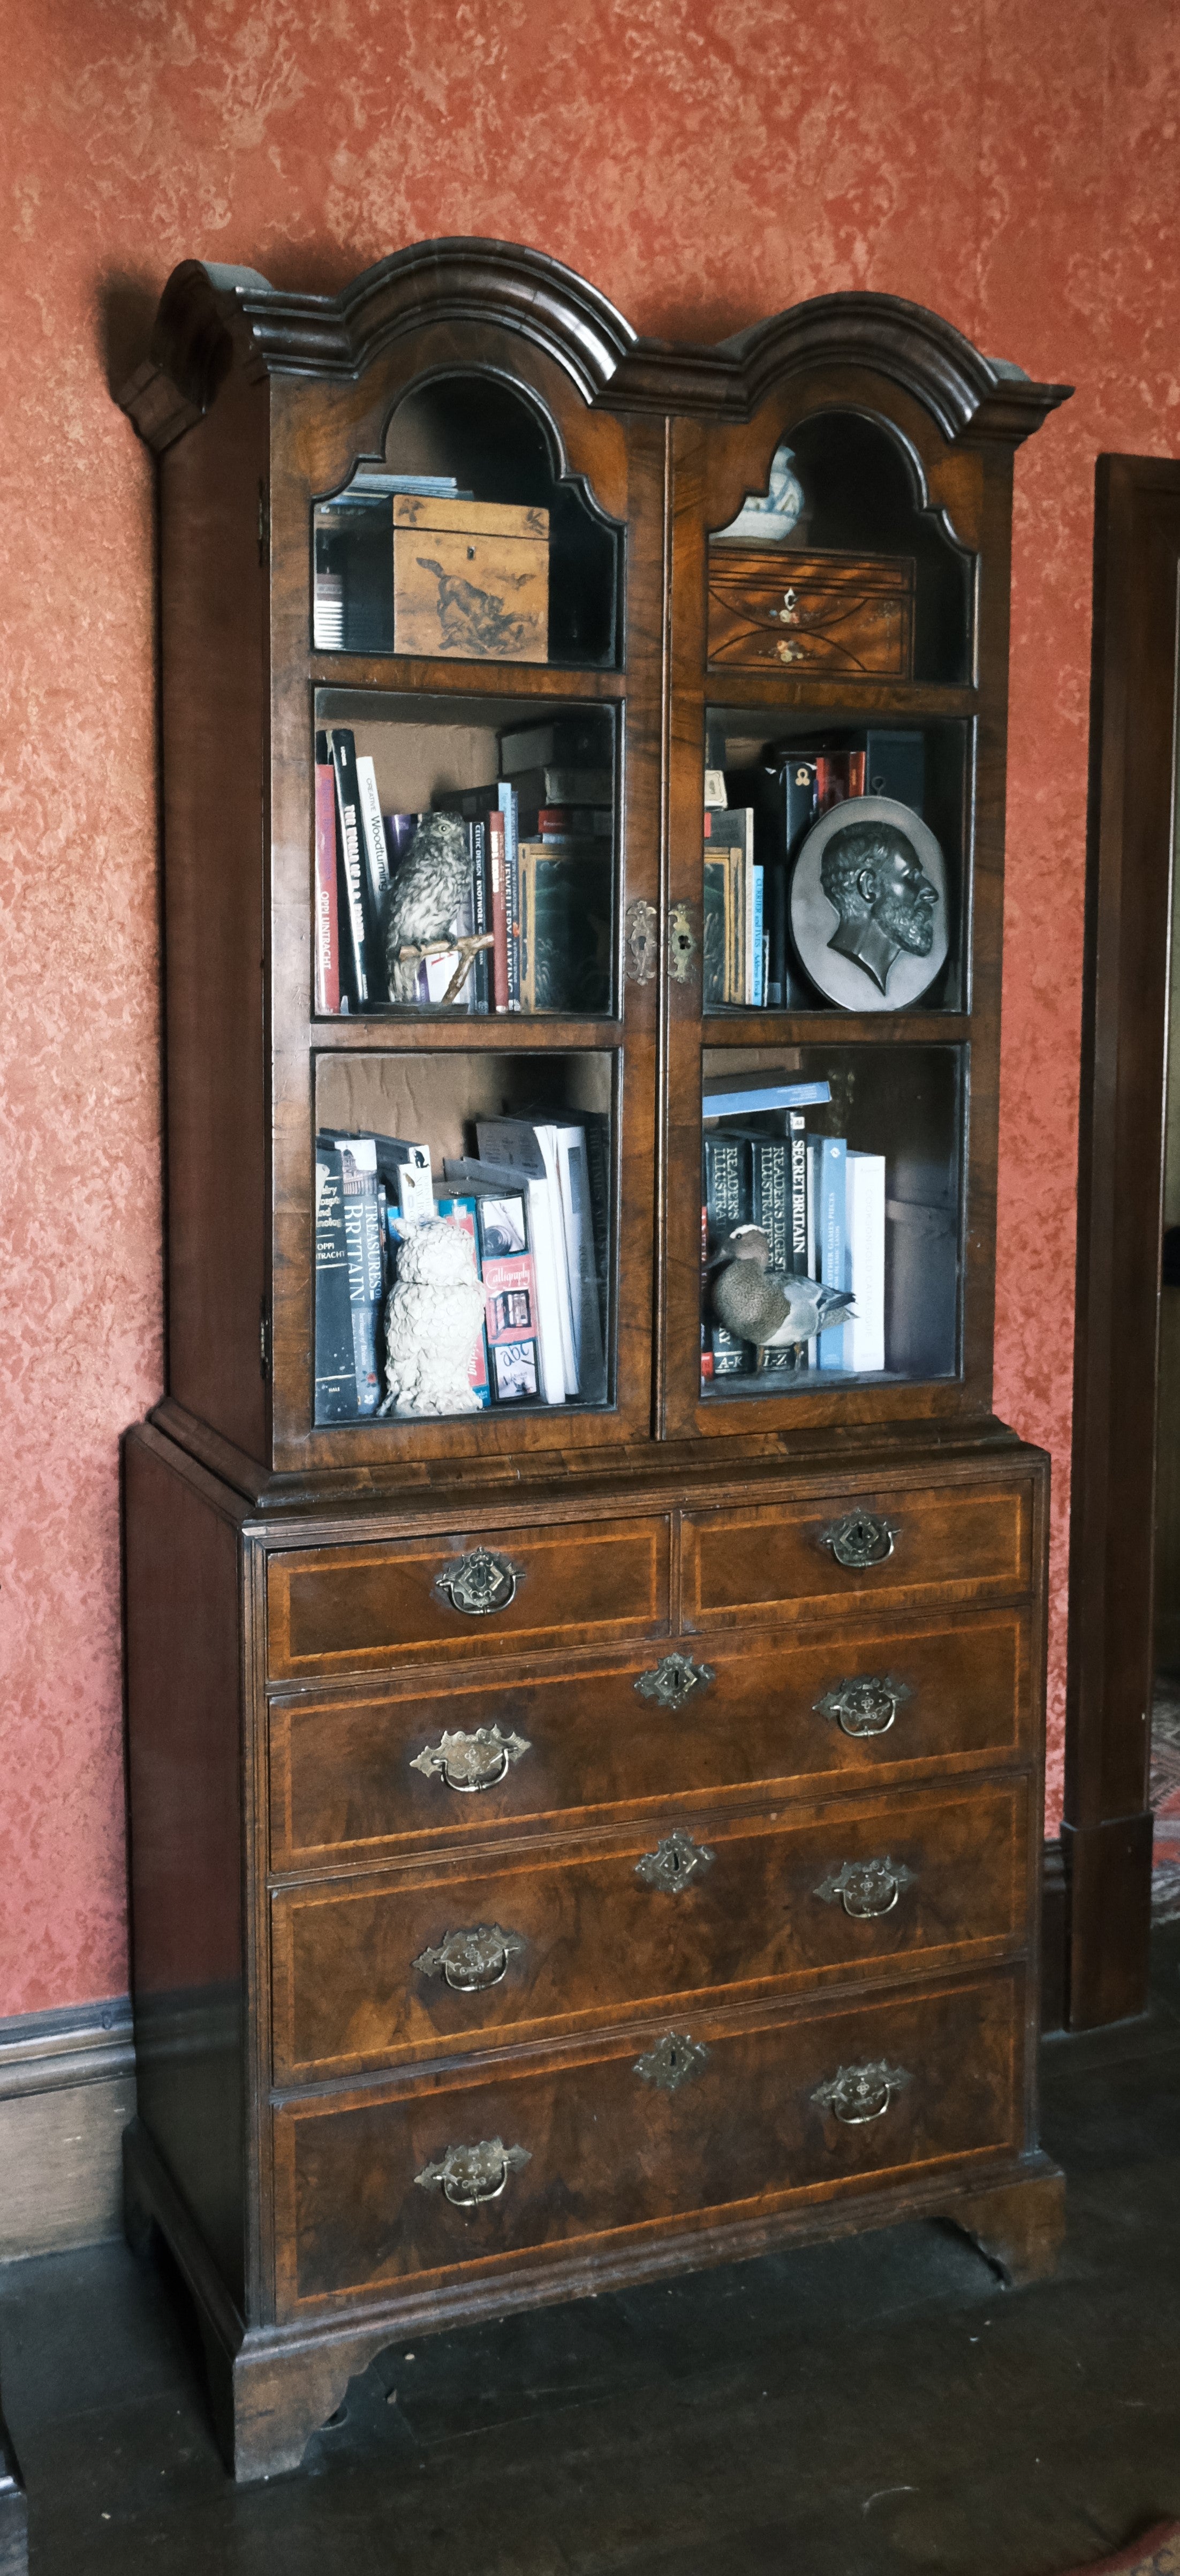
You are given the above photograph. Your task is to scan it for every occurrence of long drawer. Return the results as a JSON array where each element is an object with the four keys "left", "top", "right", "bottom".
[
  {"left": 272, "top": 1969, "right": 1025, "bottom": 2314},
  {"left": 267, "top": 1516, "right": 672, "bottom": 1681},
  {"left": 270, "top": 1779, "right": 1030, "bottom": 2081},
  {"left": 682, "top": 1481, "right": 1033, "bottom": 1631},
  {"left": 268, "top": 1608, "right": 1033, "bottom": 1871}
]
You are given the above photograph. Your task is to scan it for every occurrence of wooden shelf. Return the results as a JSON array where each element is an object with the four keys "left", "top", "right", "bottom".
[
  {"left": 309, "top": 1014, "right": 624, "bottom": 1052},
  {"left": 310, "top": 654, "right": 626, "bottom": 701},
  {"left": 702, "top": 675, "right": 978, "bottom": 719},
  {"left": 700, "top": 1012, "right": 971, "bottom": 1046}
]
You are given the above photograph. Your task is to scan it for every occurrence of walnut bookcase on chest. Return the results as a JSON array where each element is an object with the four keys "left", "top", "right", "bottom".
[{"left": 117, "top": 243, "right": 1071, "bottom": 2481}]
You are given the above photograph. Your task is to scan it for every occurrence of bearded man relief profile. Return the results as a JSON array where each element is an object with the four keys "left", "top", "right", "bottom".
[{"left": 818, "top": 817, "right": 940, "bottom": 997}]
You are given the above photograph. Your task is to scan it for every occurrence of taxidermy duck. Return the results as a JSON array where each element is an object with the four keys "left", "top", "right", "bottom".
[
  {"left": 384, "top": 812, "right": 472, "bottom": 1004},
  {"left": 710, "top": 1224, "right": 855, "bottom": 1364}
]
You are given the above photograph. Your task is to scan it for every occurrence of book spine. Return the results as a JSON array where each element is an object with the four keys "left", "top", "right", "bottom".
[
  {"left": 469, "top": 820, "right": 489, "bottom": 1012},
  {"left": 488, "top": 808, "right": 510, "bottom": 1012},
  {"left": 752, "top": 865, "right": 765, "bottom": 1007},
  {"left": 328, "top": 728, "right": 368, "bottom": 1006},
  {"left": 818, "top": 1135, "right": 848, "bottom": 1371},
  {"left": 517, "top": 843, "right": 535, "bottom": 1012},
  {"left": 703, "top": 1132, "right": 750, "bottom": 1374},
  {"left": 481, "top": 1247, "right": 543, "bottom": 1405},
  {"left": 313, "top": 740, "right": 341, "bottom": 1015},
  {"left": 700, "top": 1203, "right": 713, "bottom": 1380},
  {"left": 338, "top": 1148, "right": 384, "bottom": 1412},
  {"left": 580, "top": 1109, "right": 611, "bottom": 1309},
  {"left": 313, "top": 1148, "right": 358, "bottom": 1420},
  {"left": 749, "top": 1136, "right": 798, "bottom": 1373},
  {"left": 500, "top": 783, "right": 521, "bottom": 1010},
  {"left": 806, "top": 1136, "right": 823, "bottom": 1366},
  {"left": 355, "top": 754, "right": 391, "bottom": 999},
  {"left": 846, "top": 1151, "right": 887, "bottom": 1373},
  {"left": 788, "top": 1111, "right": 809, "bottom": 1272}
]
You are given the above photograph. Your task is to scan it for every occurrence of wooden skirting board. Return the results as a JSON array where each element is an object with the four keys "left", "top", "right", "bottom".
[{"left": 0, "top": 1998, "right": 135, "bottom": 2262}]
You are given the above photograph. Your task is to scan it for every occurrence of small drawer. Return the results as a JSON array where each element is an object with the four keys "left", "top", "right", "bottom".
[
  {"left": 270, "top": 1779, "right": 1030, "bottom": 2082},
  {"left": 268, "top": 1608, "right": 1033, "bottom": 1871},
  {"left": 706, "top": 545, "right": 914, "bottom": 677},
  {"left": 273, "top": 1969, "right": 1024, "bottom": 2313},
  {"left": 267, "top": 1516, "right": 671, "bottom": 1680},
  {"left": 682, "top": 1482, "right": 1033, "bottom": 1631}
]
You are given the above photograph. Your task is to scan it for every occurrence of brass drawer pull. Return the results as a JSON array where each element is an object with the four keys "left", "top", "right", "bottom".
[
  {"left": 635, "top": 1652, "right": 715, "bottom": 1711},
  {"left": 433, "top": 1548, "right": 523, "bottom": 1616},
  {"left": 409, "top": 1723, "right": 531, "bottom": 1793},
  {"left": 814, "top": 1857, "right": 916, "bottom": 1918},
  {"left": 414, "top": 1924, "right": 526, "bottom": 1991},
  {"left": 414, "top": 2137, "right": 531, "bottom": 2208},
  {"left": 814, "top": 1675, "right": 912, "bottom": 1737},
  {"left": 818, "top": 1511, "right": 897, "bottom": 1569},
  {"left": 812, "top": 2060, "right": 912, "bottom": 2125},
  {"left": 634, "top": 2030, "right": 709, "bottom": 2092},
  {"left": 635, "top": 1828, "right": 715, "bottom": 1893}
]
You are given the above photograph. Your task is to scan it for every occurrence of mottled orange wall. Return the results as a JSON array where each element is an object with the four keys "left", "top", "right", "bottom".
[{"left": 3, "top": 0, "right": 1178, "bottom": 2013}]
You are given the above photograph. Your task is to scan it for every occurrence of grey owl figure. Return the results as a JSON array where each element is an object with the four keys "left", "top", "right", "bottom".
[
  {"left": 384, "top": 812, "right": 471, "bottom": 1003},
  {"left": 710, "top": 1223, "right": 855, "bottom": 1365}
]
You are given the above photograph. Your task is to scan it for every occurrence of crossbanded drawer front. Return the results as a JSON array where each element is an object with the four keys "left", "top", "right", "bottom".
[
  {"left": 269, "top": 1610, "right": 1032, "bottom": 1872},
  {"left": 273, "top": 1970, "right": 1024, "bottom": 2312},
  {"left": 270, "top": 1779, "right": 1030, "bottom": 2082},
  {"left": 682, "top": 1483, "right": 1033, "bottom": 1631},
  {"left": 266, "top": 1518, "right": 672, "bottom": 1680}
]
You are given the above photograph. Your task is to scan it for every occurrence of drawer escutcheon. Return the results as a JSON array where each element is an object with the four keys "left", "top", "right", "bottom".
[
  {"left": 433, "top": 1548, "right": 524, "bottom": 1616},
  {"left": 414, "top": 2137, "right": 531, "bottom": 2207},
  {"left": 634, "top": 2030, "right": 709, "bottom": 2092},
  {"left": 812, "top": 2060, "right": 912, "bottom": 2125},
  {"left": 413, "top": 1924, "right": 526, "bottom": 1991},
  {"left": 634, "top": 1828, "right": 715, "bottom": 1894},
  {"left": 635, "top": 1652, "right": 716, "bottom": 1711}
]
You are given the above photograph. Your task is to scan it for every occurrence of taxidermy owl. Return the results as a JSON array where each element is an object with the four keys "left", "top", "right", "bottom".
[
  {"left": 385, "top": 1218, "right": 487, "bottom": 1415},
  {"left": 384, "top": 812, "right": 472, "bottom": 1004},
  {"left": 710, "top": 1224, "right": 854, "bottom": 1364}
]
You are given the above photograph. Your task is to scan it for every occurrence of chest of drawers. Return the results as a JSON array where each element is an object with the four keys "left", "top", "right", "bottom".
[{"left": 122, "top": 1423, "right": 1061, "bottom": 2481}]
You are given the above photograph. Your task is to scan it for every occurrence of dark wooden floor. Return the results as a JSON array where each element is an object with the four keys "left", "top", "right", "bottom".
[{"left": 3, "top": 1925, "right": 1180, "bottom": 2576}]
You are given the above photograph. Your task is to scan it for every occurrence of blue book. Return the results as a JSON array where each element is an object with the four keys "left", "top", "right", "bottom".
[
  {"left": 818, "top": 1136, "right": 849, "bottom": 1372},
  {"left": 752, "top": 865, "right": 765, "bottom": 1007},
  {"left": 702, "top": 1078, "right": 831, "bottom": 1119}
]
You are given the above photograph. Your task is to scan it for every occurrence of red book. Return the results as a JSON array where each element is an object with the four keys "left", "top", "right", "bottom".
[
  {"left": 814, "top": 751, "right": 866, "bottom": 815},
  {"left": 488, "top": 807, "right": 510, "bottom": 1013},
  {"left": 314, "top": 744, "right": 341, "bottom": 1013}
]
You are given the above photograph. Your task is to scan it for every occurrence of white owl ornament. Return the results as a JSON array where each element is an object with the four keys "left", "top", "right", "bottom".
[{"left": 384, "top": 1218, "right": 486, "bottom": 1415}]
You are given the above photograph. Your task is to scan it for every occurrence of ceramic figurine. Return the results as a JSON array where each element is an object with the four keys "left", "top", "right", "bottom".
[
  {"left": 384, "top": 1218, "right": 486, "bottom": 1414},
  {"left": 384, "top": 812, "right": 472, "bottom": 1003},
  {"left": 710, "top": 1224, "right": 854, "bottom": 1363},
  {"left": 714, "top": 440, "right": 805, "bottom": 544}
]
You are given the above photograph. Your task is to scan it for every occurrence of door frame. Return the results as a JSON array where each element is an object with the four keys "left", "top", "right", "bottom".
[{"left": 1064, "top": 455, "right": 1180, "bottom": 2025}]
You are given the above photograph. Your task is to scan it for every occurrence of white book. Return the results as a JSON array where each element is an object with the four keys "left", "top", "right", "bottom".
[
  {"left": 532, "top": 1124, "right": 579, "bottom": 1395},
  {"left": 846, "top": 1151, "right": 886, "bottom": 1373},
  {"left": 474, "top": 1120, "right": 568, "bottom": 1405},
  {"left": 354, "top": 755, "right": 390, "bottom": 936},
  {"left": 551, "top": 1124, "right": 607, "bottom": 1404}
]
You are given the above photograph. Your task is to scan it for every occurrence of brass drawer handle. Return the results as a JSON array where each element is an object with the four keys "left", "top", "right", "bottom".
[
  {"left": 635, "top": 1652, "right": 715, "bottom": 1711},
  {"left": 634, "top": 2030, "right": 709, "bottom": 2092},
  {"left": 414, "top": 2137, "right": 531, "bottom": 2208},
  {"left": 814, "top": 1857, "right": 916, "bottom": 1918},
  {"left": 635, "top": 1828, "right": 715, "bottom": 1893},
  {"left": 812, "top": 2060, "right": 912, "bottom": 2125},
  {"left": 409, "top": 1723, "right": 531, "bottom": 1793},
  {"left": 814, "top": 1675, "right": 912, "bottom": 1737},
  {"left": 433, "top": 1548, "right": 524, "bottom": 1616},
  {"left": 818, "top": 1511, "right": 897, "bottom": 1569},
  {"left": 414, "top": 1924, "right": 526, "bottom": 1991}
]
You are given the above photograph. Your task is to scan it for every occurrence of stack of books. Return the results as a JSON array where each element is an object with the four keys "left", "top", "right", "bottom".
[
  {"left": 701, "top": 1073, "right": 886, "bottom": 1384},
  {"left": 314, "top": 717, "right": 613, "bottom": 1016},
  {"left": 315, "top": 1111, "right": 610, "bottom": 1423}
]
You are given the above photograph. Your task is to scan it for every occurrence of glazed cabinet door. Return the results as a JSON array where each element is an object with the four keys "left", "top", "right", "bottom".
[
  {"left": 660, "top": 368, "right": 1015, "bottom": 1442},
  {"left": 267, "top": 333, "right": 664, "bottom": 1472}
]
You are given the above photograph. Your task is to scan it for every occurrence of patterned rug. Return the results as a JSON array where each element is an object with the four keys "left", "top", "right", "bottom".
[
  {"left": 1151, "top": 1679, "right": 1180, "bottom": 1919},
  {"left": 1056, "top": 2525, "right": 1180, "bottom": 2576}
]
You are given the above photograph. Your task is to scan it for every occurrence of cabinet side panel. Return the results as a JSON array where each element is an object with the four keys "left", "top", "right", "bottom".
[
  {"left": 124, "top": 1435, "right": 246, "bottom": 2306},
  {"left": 159, "top": 371, "right": 268, "bottom": 1460}
]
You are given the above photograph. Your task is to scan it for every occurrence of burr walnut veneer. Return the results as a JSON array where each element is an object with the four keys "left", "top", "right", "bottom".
[{"left": 118, "top": 243, "right": 1069, "bottom": 2480}]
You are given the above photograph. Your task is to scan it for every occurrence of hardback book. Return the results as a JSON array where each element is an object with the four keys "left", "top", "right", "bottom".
[
  {"left": 816, "top": 1134, "right": 849, "bottom": 1372},
  {"left": 747, "top": 1132, "right": 802, "bottom": 1375},
  {"left": 468, "top": 819, "right": 490, "bottom": 1012},
  {"left": 815, "top": 750, "right": 867, "bottom": 813},
  {"left": 327, "top": 728, "right": 369, "bottom": 1006},
  {"left": 319, "top": 1133, "right": 383, "bottom": 1413},
  {"left": 700, "top": 1203, "right": 713, "bottom": 1380},
  {"left": 434, "top": 1194, "right": 492, "bottom": 1405},
  {"left": 354, "top": 754, "right": 391, "bottom": 997},
  {"left": 488, "top": 807, "right": 510, "bottom": 1012},
  {"left": 313, "top": 1145, "right": 358, "bottom": 1420},
  {"left": 534, "top": 805, "right": 612, "bottom": 843},
  {"left": 846, "top": 1150, "right": 887, "bottom": 1373},
  {"left": 507, "top": 764, "right": 613, "bottom": 820},
  {"left": 516, "top": 840, "right": 611, "bottom": 1012},
  {"left": 362, "top": 1132, "right": 434, "bottom": 1224},
  {"left": 313, "top": 733, "right": 341, "bottom": 1015},
  {"left": 441, "top": 1170, "right": 543, "bottom": 1404},
  {"left": 435, "top": 786, "right": 513, "bottom": 1008},
  {"left": 578, "top": 1107, "right": 611, "bottom": 1313},
  {"left": 864, "top": 728, "right": 926, "bottom": 810},
  {"left": 530, "top": 1122, "right": 579, "bottom": 1396},
  {"left": 702, "top": 852, "right": 728, "bottom": 1007},
  {"left": 474, "top": 1119, "right": 572, "bottom": 1403},
  {"left": 703, "top": 1130, "right": 751, "bottom": 1375},
  {"left": 727, "top": 755, "right": 820, "bottom": 1008},
  {"left": 550, "top": 1123, "right": 608, "bottom": 1404},
  {"left": 498, "top": 718, "right": 609, "bottom": 773},
  {"left": 500, "top": 782, "right": 521, "bottom": 1012},
  {"left": 702, "top": 1075, "right": 831, "bottom": 1119},
  {"left": 703, "top": 806, "right": 755, "bottom": 1003},
  {"left": 752, "top": 864, "right": 765, "bottom": 1008},
  {"left": 788, "top": 1110, "right": 810, "bottom": 1277}
]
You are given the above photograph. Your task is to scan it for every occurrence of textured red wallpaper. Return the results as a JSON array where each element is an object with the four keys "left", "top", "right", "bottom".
[{"left": 4, "top": 0, "right": 1178, "bottom": 2014}]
